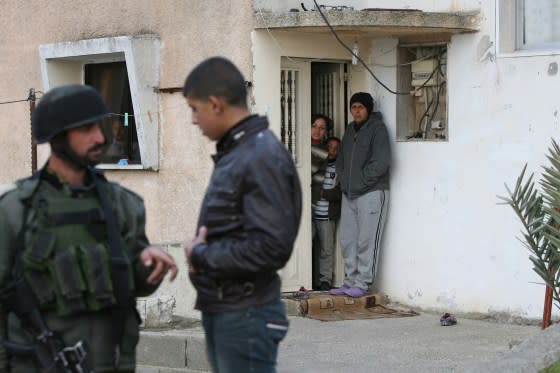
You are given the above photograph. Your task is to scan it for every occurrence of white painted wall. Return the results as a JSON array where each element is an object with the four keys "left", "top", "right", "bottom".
[
  {"left": 377, "top": 0, "right": 559, "bottom": 320},
  {"left": 1, "top": 0, "right": 554, "bottom": 322},
  {"left": 254, "top": 0, "right": 482, "bottom": 12},
  {"left": 256, "top": 0, "right": 558, "bottom": 320}
]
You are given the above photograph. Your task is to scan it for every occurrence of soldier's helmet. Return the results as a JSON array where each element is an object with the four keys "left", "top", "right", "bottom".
[{"left": 32, "top": 84, "right": 110, "bottom": 144}]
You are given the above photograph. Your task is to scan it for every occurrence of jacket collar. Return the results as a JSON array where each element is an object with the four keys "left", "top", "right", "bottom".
[{"left": 212, "top": 115, "right": 267, "bottom": 162}]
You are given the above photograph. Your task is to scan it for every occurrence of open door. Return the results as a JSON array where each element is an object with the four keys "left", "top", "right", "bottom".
[
  {"left": 279, "top": 57, "right": 312, "bottom": 291},
  {"left": 311, "top": 61, "right": 348, "bottom": 287}
]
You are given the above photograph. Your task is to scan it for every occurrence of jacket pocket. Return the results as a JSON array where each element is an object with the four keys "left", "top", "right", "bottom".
[
  {"left": 265, "top": 319, "right": 289, "bottom": 344},
  {"left": 49, "top": 245, "right": 87, "bottom": 315},
  {"left": 79, "top": 243, "right": 115, "bottom": 311}
]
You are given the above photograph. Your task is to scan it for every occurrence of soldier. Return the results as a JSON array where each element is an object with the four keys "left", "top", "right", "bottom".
[{"left": 0, "top": 84, "right": 177, "bottom": 373}]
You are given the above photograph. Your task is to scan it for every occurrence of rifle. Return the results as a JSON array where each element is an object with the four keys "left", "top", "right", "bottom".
[
  {"left": 4, "top": 338, "right": 88, "bottom": 373},
  {"left": 0, "top": 279, "right": 91, "bottom": 373}
]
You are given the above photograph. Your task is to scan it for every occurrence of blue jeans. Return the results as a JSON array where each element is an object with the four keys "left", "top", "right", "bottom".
[{"left": 202, "top": 299, "right": 289, "bottom": 373}]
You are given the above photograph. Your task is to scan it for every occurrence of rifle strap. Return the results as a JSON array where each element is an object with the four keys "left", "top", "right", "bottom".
[
  {"left": 90, "top": 169, "right": 131, "bottom": 370},
  {"left": 1, "top": 172, "right": 52, "bottom": 352}
]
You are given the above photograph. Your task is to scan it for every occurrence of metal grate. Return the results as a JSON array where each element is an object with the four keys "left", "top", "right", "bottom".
[
  {"left": 318, "top": 72, "right": 335, "bottom": 124},
  {"left": 280, "top": 68, "right": 298, "bottom": 163}
]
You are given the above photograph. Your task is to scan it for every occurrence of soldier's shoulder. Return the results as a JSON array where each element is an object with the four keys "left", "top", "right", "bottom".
[
  {"left": 0, "top": 182, "right": 18, "bottom": 208},
  {"left": 0, "top": 173, "right": 40, "bottom": 200},
  {"left": 0, "top": 183, "right": 17, "bottom": 198},
  {"left": 107, "top": 181, "right": 144, "bottom": 206}
]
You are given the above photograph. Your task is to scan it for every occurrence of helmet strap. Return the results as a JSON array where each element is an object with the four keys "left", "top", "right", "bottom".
[{"left": 50, "top": 133, "right": 94, "bottom": 170}]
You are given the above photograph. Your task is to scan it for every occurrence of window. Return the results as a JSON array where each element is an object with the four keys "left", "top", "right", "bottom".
[
  {"left": 85, "top": 62, "right": 140, "bottom": 165},
  {"left": 39, "top": 36, "right": 160, "bottom": 170},
  {"left": 396, "top": 44, "right": 448, "bottom": 141},
  {"left": 499, "top": 0, "right": 560, "bottom": 54},
  {"left": 516, "top": 0, "right": 560, "bottom": 50}
]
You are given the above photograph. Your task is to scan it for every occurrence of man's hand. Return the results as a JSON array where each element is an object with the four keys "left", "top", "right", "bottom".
[
  {"left": 184, "top": 226, "right": 208, "bottom": 273},
  {"left": 140, "top": 246, "right": 178, "bottom": 285}
]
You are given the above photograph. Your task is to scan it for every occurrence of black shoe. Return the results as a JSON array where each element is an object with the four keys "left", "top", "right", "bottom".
[{"left": 319, "top": 282, "right": 332, "bottom": 291}]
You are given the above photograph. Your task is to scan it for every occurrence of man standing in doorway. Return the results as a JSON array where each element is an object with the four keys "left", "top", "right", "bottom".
[
  {"left": 183, "top": 57, "right": 302, "bottom": 373},
  {"left": 329, "top": 92, "right": 390, "bottom": 298}
]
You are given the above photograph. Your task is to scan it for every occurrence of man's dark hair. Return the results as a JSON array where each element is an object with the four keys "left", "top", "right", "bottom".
[
  {"left": 183, "top": 57, "right": 247, "bottom": 108},
  {"left": 311, "top": 113, "right": 333, "bottom": 131}
]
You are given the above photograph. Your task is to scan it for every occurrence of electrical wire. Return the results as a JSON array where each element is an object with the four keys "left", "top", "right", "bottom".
[
  {"left": 0, "top": 98, "right": 30, "bottom": 105},
  {"left": 371, "top": 53, "right": 440, "bottom": 68},
  {"left": 0, "top": 90, "right": 43, "bottom": 105},
  {"left": 256, "top": 6, "right": 298, "bottom": 64},
  {"left": 312, "top": 0, "right": 410, "bottom": 95},
  {"left": 256, "top": 6, "right": 331, "bottom": 64}
]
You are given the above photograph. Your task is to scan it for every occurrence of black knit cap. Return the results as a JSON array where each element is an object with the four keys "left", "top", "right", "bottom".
[{"left": 349, "top": 92, "right": 374, "bottom": 114}]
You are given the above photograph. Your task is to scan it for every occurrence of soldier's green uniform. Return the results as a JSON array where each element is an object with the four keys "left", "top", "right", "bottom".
[
  {"left": 0, "top": 84, "right": 174, "bottom": 373},
  {"left": 0, "top": 168, "right": 158, "bottom": 372}
]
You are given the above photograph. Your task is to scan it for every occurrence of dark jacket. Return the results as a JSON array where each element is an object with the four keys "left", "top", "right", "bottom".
[
  {"left": 336, "top": 112, "right": 391, "bottom": 199},
  {"left": 189, "top": 115, "right": 302, "bottom": 313}
]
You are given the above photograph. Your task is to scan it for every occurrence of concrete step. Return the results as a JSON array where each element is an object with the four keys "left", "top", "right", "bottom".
[
  {"left": 134, "top": 295, "right": 329, "bottom": 372},
  {"left": 136, "top": 328, "right": 209, "bottom": 373}
]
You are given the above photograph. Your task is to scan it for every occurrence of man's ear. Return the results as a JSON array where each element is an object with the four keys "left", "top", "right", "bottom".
[{"left": 208, "top": 95, "right": 225, "bottom": 114}]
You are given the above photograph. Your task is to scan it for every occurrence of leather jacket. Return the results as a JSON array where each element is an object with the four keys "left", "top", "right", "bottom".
[{"left": 189, "top": 115, "right": 302, "bottom": 313}]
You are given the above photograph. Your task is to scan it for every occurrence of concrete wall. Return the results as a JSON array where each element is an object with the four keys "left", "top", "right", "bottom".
[
  {"left": 255, "top": 0, "right": 559, "bottom": 320},
  {"left": 368, "top": 0, "right": 558, "bottom": 320},
  {"left": 1, "top": 0, "right": 557, "bottom": 322},
  {"left": 254, "top": 0, "right": 481, "bottom": 12},
  {"left": 0, "top": 0, "right": 254, "bottom": 319},
  {"left": 381, "top": 0, "right": 558, "bottom": 320}
]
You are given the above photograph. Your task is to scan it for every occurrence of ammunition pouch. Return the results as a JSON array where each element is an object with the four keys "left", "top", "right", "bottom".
[
  {"left": 20, "top": 189, "right": 133, "bottom": 316},
  {"left": 24, "top": 242, "right": 117, "bottom": 315}
]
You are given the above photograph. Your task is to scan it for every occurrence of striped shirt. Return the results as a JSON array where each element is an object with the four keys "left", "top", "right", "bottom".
[{"left": 313, "top": 159, "right": 337, "bottom": 220}]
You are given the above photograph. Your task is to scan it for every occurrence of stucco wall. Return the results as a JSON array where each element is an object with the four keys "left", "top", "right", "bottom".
[
  {"left": 2, "top": 0, "right": 558, "bottom": 322},
  {"left": 364, "top": 0, "right": 557, "bottom": 320},
  {"left": 378, "top": 0, "right": 556, "bottom": 320},
  {"left": 254, "top": 0, "right": 481, "bottom": 13},
  {"left": 255, "top": 0, "right": 558, "bottom": 320},
  {"left": 0, "top": 0, "right": 254, "bottom": 319}
]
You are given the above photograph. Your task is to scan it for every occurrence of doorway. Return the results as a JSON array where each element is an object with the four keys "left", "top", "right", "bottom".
[
  {"left": 311, "top": 62, "right": 347, "bottom": 139},
  {"left": 279, "top": 58, "right": 348, "bottom": 291},
  {"left": 311, "top": 61, "right": 348, "bottom": 289}
]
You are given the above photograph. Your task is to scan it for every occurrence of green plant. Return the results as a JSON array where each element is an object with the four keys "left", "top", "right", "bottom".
[
  {"left": 499, "top": 139, "right": 560, "bottom": 320},
  {"left": 539, "top": 358, "right": 560, "bottom": 373}
]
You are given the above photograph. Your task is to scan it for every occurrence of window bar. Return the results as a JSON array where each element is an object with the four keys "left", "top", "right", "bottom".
[
  {"left": 320, "top": 74, "right": 327, "bottom": 117},
  {"left": 287, "top": 70, "right": 294, "bottom": 159},
  {"left": 280, "top": 70, "right": 286, "bottom": 144},
  {"left": 329, "top": 72, "right": 334, "bottom": 121},
  {"left": 291, "top": 70, "right": 298, "bottom": 164}
]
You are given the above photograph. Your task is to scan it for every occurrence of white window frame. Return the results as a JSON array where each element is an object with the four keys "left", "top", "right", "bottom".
[
  {"left": 497, "top": 0, "right": 560, "bottom": 57},
  {"left": 39, "top": 35, "right": 160, "bottom": 170}
]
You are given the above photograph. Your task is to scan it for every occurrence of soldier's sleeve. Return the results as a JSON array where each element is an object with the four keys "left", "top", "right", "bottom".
[
  {"left": 0, "top": 185, "right": 20, "bottom": 372},
  {"left": 112, "top": 184, "right": 159, "bottom": 297}
]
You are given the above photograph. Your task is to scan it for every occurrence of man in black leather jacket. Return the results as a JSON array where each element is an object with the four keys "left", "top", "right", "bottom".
[{"left": 183, "top": 57, "right": 302, "bottom": 373}]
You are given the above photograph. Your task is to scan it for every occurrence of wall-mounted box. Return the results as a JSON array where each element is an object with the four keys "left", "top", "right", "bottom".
[{"left": 411, "top": 59, "right": 438, "bottom": 87}]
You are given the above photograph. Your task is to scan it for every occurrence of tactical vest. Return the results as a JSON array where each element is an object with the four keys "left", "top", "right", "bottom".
[{"left": 20, "top": 180, "right": 134, "bottom": 316}]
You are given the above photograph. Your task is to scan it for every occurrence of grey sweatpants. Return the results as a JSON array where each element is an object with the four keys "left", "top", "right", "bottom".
[{"left": 339, "top": 190, "right": 389, "bottom": 290}]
